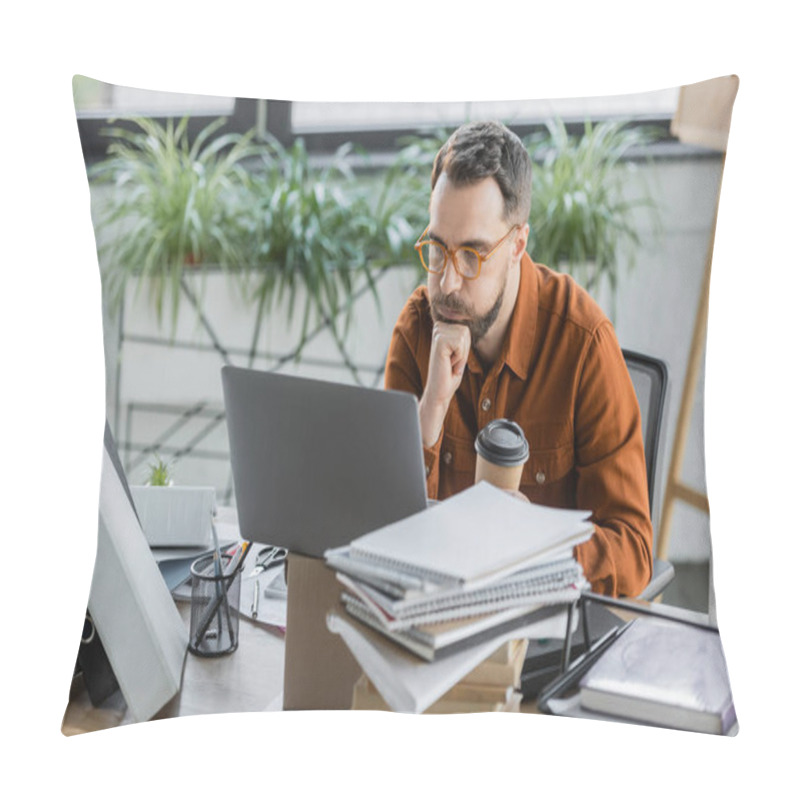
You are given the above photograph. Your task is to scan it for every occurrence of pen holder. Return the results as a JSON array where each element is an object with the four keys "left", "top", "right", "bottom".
[{"left": 188, "top": 553, "right": 241, "bottom": 657}]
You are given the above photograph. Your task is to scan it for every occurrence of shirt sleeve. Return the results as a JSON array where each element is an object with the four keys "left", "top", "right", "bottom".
[
  {"left": 572, "top": 322, "right": 654, "bottom": 597},
  {"left": 384, "top": 299, "right": 442, "bottom": 499}
]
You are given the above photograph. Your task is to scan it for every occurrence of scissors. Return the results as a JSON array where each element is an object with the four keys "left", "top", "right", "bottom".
[{"left": 248, "top": 544, "right": 288, "bottom": 577}]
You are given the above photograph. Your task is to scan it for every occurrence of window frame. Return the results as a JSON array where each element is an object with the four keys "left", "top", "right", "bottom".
[{"left": 76, "top": 97, "right": 714, "bottom": 166}]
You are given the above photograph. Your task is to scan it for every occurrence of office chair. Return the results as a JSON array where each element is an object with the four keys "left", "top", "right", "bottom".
[
  {"left": 521, "top": 349, "right": 675, "bottom": 698},
  {"left": 621, "top": 349, "right": 675, "bottom": 601}
]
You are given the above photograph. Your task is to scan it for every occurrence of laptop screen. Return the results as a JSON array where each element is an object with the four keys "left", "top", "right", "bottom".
[{"left": 222, "top": 366, "right": 428, "bottom": 557}]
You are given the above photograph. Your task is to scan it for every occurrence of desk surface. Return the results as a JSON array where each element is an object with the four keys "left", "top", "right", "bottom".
[
  {"left": 62, "top": 601, "right": 548, "bottom": 734},
  {"left": 62, "top": 601, "right": 285, "bottom": 736},
  {"left": 62, "top": 593, "right": 712, "bottom": 734}
]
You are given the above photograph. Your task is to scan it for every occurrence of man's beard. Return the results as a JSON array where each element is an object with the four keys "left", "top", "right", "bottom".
[{"left": 431, "top": 272, "right": 507, "bottom": 343}]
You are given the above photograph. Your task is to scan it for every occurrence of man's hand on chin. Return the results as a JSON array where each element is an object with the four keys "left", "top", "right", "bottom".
[{"left": 419, "top": 320, "right": 471, "bottom": 447}]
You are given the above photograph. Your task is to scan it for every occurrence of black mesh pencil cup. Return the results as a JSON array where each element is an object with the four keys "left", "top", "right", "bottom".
[{"left": 189, "top": 553, "right": 241, "bottom": 657}]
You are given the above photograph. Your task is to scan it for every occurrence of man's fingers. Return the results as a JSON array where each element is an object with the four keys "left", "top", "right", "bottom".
[
  {"left": 434, "top": 321, "right": 471, "bottom": 358},
  {"left": 451, "top": 348, "right": 467, "bottom": 377},
  {"left": 426, "top": 320, "right": 472, "bottom": 410}
]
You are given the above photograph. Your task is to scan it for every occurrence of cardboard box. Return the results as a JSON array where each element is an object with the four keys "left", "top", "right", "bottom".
[{"left": 282, "top": 553, "right": 361, "bottom": 710}]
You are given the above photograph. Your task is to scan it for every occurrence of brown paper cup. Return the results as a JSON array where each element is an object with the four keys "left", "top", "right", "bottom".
[
  {"left": 474, "top": 418, "right": 529, "bottom": 492},
  {"left": 475, "top": 453, "right": 525, "bottom": 491}
]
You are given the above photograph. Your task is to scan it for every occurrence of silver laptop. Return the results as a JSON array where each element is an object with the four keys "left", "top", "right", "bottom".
[{"left": 221, "top": 366, "right": 429, "bottom": 557}]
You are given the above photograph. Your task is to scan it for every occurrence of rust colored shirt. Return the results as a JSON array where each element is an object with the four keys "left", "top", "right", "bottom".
[{"left": 384, "top": 253, "right": 653, "bottom": 597}]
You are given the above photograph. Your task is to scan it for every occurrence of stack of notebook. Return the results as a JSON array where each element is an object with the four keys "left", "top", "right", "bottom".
[
  {"left": 325, "top": 482, "right": 595, "bottom": 712},
  {"left": 351, "top": 638, "right": 528, "bottom": 713}
]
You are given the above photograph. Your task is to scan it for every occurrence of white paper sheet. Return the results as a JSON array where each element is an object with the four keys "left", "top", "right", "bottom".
[{"left": 327, "top": 610, "right": 573, "bottom": 714}]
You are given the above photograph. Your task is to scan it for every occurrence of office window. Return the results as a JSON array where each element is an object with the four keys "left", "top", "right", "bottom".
[
  {"left": 290, "top": 88, "right": 681, "bottom": 133},
  {"left": 73, "top": 76, "right": 236, "bottom": 117},
  {"left": 74, "top": 81, "right": 681, "bottom": 164}
]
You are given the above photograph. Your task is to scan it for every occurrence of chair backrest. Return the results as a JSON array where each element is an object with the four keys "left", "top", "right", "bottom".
[{"left": 621, "top": 349, "right": 668, "bottom": 517}]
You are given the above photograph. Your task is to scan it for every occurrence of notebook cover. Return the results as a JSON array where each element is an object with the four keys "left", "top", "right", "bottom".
[
  {"left": 578, "top": 616, "right": 736, "bottom": 734},
  {"left": 348, "top": 482, "right": 592, "bottom": 586}
]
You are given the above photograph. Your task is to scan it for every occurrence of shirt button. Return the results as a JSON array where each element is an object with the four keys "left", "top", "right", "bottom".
[
  {"left": 481, "top": 397, "right": 492, "bottom": 412},
  {"left": 426, "top": 464, "right": 431, "bottom": 477},
  {"left": 443, "top": 451, "right": 453, "bottom": 466},
  {"left": 536, "top": 471, "right": 546, "bottom": 485}
]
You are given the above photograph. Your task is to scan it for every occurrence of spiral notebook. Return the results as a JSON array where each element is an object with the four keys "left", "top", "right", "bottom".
[
  {"left": 341, "top": 594, "right": 569, "bottom": 662},
  {"left": 335, "top": 560, "right": 586, "bottom": 627},
  {"left": 337, "top": 482, "right": 594, "bottom": 592}
]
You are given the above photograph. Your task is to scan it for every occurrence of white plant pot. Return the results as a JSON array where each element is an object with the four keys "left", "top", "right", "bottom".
[{"left": 130, "top": 485, "right": 217, "bottom": 548}]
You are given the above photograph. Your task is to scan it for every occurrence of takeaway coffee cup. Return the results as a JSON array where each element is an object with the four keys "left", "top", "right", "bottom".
[{"left": 474, "top": 419, "right": 530, "bottom": 491}]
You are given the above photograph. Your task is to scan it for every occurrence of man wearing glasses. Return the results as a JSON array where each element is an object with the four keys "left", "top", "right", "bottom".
[{"left": 384, "top": 120, "right": 652, "bottom": 598}]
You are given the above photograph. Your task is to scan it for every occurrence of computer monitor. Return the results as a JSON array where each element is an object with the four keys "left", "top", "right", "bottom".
[{"left": 81, "top": 423, "right": 188, "bottom": 722}]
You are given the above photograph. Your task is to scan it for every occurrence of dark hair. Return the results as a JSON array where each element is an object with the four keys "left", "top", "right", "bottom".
[{"left": 431, "top": 121, "right": 532, "bottom": 224}]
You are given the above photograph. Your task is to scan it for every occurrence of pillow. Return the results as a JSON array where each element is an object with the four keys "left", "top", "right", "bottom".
[{"left": 65, "top": 77, "right": 737, "bottom": 737}]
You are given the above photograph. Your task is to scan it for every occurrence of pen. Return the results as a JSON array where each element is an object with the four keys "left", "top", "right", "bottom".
[
  {"left": 210, "top": 514, "right": 226, "bottom": 640},
  {"left": 193, "top": 541, "right": 253, "bottom": 648},
  {"left": 252, "top": 579, "right": 260, "bottom": 618},
  {"left": 536, "top": 620, "right": 633, "bottom": 713},
  {"left": 225, "top": 541, "right": 252, "bottom": 576}
]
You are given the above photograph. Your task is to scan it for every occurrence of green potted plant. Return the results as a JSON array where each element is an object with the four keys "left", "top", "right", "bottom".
[
  {"left": 524, "top": 117, "right": 662, "bottom": 302},
  {"left": 366, "top": 130, "right": 448, "bottom": 271},
  {"left": 89, "top": 119, "right": 424, "bottom": 363},
  {"left": 89, "top": 115, "right": 258, "bottom": 332},
  {"left": 238, "top": 135, "right": 394, "bottom": 357}
]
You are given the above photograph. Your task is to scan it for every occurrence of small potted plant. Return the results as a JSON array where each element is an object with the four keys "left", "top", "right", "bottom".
[
  {"left": 130, "top": 454, "right": 217, "bottom": 548},
  {"left": 145, "top": 454, "right": 173, "bottom": 486}
]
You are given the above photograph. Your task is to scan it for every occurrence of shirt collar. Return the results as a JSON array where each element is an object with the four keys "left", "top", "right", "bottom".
[{"left": 466, "top": 252, "right": 538, "bottom": 380}]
